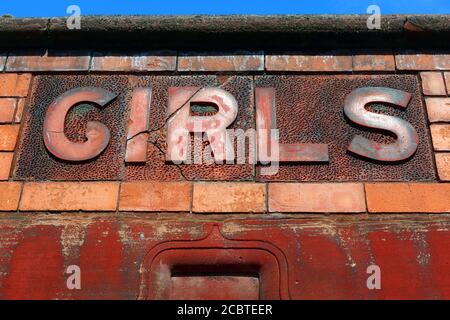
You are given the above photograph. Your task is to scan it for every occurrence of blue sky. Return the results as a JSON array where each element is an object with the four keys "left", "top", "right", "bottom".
[{"left": 1, "top": 0, "right": 449, "bottom": 17}]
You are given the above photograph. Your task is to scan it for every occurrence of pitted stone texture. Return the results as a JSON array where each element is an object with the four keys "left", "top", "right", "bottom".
[
  {"left": 125, "top": 75, "right": 254, "bottom": 181},
  {"left": 255, "top": 75, "right": 436, "bottom": 182},
  {"left": 14, "top": 75, "right": 131, "bottom": 181}
]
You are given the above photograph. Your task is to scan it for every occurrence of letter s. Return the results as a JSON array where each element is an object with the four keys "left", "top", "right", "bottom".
[{"left": 344, "top": 87, "right": 419, "bottom": 162}]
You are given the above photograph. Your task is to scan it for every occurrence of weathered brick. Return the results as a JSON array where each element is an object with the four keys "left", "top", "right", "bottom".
[
  {"left": 192, "top": 182, "right": 266, "bottom": 213},
  {"left": 395, "top": 53, "right": 450, "bottom": 70},
  {"left": 119, "top": 182, "right": 192, "bottom": 212},
  {"left": 425, "top": 98, "right": 450, "bottom": 122},
  {"left": 420, "top": 72, "right": 446, "bottom": 95},
  {"left": 14, "top": 99, "right": 25, "bottom": 123},
  {"left": 266, "top": 53, "right": 352, "bottom": 72},
  {"left": 20, "top": 182, "right": 120, "bottom": 211},
  {"left": 0, "top": 98, "right": 16, "bottom": 123},
  {"left": 0, "top": 152, "right": 14, "bottom": 180},
  {"left": 430, "top": 124, "right": 450, "bottom": 151},
  {"left": 0, "top": 182, "right": 21, "bottom": 211},
  {"left": 91, "top": 51, "right": 177, "bottom": 71},
  {"left": 435, "top": 153, "right": 450, "bottom": 181},
  {"left": 366, "top": 183, "right": 450, "bottom": 213},
  {"left": 269, "top": 183, "right": 366, "bottom": 213},
  {"left": 178, "top": 52, "right": 264, "bottom": 71},
  {"left": 0, "top": 74, "right": 32, "bottom": 97},
  {"left": 444, "top": 72, "right": 450, "bottom": 94},
  {"left": 353, "top": 53, "right": 395, "bottom": 71},
  {"left": 0, "top": 125, "right": 20, "bottom": 151},
  {"left": 7, "top": 50, "right": 90, "bottom": 71}
]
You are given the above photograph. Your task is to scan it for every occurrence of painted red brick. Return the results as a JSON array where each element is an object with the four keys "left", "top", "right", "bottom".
[
  {"left": 119, "top": 182, "right": 192, "bottom": 212},
  {"left": 366, "top": 183, "right": 450, "bottom": 213},
  {"left": 395, "top": 53, "right": 450, "bottom": 70},
  {"left": 20, "top": 182, "right": 120, "bottom": 211},
  {"left": 0, "top": 125, "right": 20, "bottom": 151},
  {"left": 192, "top": 182, "right": 266, "bottom": 213},
  {"left": 425, "top": 98, "right": 450, "bottom": 122},
  {"left": 265, "top": 53, "right": 352, "bottom": 71},
  {"left": 420, "top": 72, "right": 446, "bottom": 95},
  {"left": 178, "top": 52, "right": 264, "bottom": 71},
  {"left": 0, "top": 153, "right": 14, "bottom": 180},
  {"left": 0, "top": 99, "right": 16, "bottom": 123},
  {"left": 269, "top": 183, "right": 366, "bottom": 213},
  {"left": 0, "top": 74, "right": 31, "bottom": 97},
  {"left": 352, "top": 53, "right": 395, "bottom": 71},
  {"left": 7, "top": 50, "right": 90, "bottom": 71},
  {"left": 435, "top": 153, "right": 450, "bottom": 181},
  {"left": 430, "top": 124, "right": 450, "bottom": 151},
  {"left": 91, "top": 51, "right": 176, "bottom": 71},
  {"left": 0, "top": 182, "right": 21, "bottom": 211}
]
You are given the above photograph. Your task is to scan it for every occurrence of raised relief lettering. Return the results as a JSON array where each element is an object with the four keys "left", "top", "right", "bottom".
[
  {"left": 43, "top": 87, "right": 116, "bottom": 161},
  {"left": 344, "top": 87, "right": 419, "bottom": 162}
]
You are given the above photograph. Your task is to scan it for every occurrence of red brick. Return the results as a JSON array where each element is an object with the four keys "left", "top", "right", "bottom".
[
  {"left": 0, "top": 98, "right": 16, "bottom": 123},
  {"left": 430, "top": 124, "right": 450, "bottom": 151},
  {"left": 6, "top": 50, "right": 90, "bottom": 71},
  {"left": 425, "top": 98, "right": 450, "bottom": 122},
  {"left": 444, "top": 72, "right": 450, "bottom": 94},
  {"left": 0, "top": 125, "right": 20, "bottom": 151},
  {"left": 269, "top": 183, "right": 366, "bottom": 213},
  {"left": 19, "top": 182, "right": 120, "bottom": 211},
  {"left": 0, "top": 152, "right": 14, "bottom": 180},
  {"left": 14, "top": 99, "right": 25, "bottom": 123},
  {"left": 0, "top": 74, "right": 31, "bottom": 97},
  {"left": 420, "top": 72, "right": 446, "bottom": 95},
  {"left": 178, "top": 52, "right": 264, "bottom": 71},
  {"left": 435, "top": 153, "right": 450, "bottom": 181},
  {"left": 366, "top": 183, "right": 450, "bottom": 213},
  {"left": 266, "top": 53, "right": 352, "bottom": 72},
  {"left": 395, "top": 53, "right": 450, "bottom": 70},
  {"left": 192, "top": 182, "right": 266, "bottom": 213},
  {"left": 353, "top": 54, "right": 395, "bottom": 71},
  {"left": 119, "top": 182, "right": 192, "bottom": 212},
  {"left": 91, "top": 51, "right": 176, "bottom": 71},
  {"left": 0, "top": 182, "right": 21, "bottom": 211}
]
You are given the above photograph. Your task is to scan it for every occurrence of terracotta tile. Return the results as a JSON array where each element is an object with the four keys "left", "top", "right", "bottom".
[
  {"left": 192, "top": 182, "right": 266, "bottom": 213},
  {"left": 0, "top": 152, "right": 14, "bottom": 180},
  {"left": 395, "top": 53, "right": 450, "bottom": 70},
  {"left": 0, "top": 182, "right": 22, "bottom": 211},
  {"left": 269, "top": 183, "right": 366, "bottom": 213},
  {"left": 92, "top": 51, "right": 176, "bottom": 71},
  {"left": 119, "top": 182, "right": 192, "bottom": 212},
  {"left": 178, "top": 52, "right": 264, "bottom": 71},
  {"left": 366, "top": 183, "right": 450, "bottom": 213},
  {"left": 0, "top": 98, "right": 16, "bottom": 123},
  {"left": 7, "top": 50, "right": 90, "bottom": 71},
  {"left": 425, "top": 98, "right": 450, "bottom": 122},
  {"left": 266, "top": 53, "right": 352, "bottom": 71},
  {"left": 19, "top": 182, "right": 120, "bottom": 211},
  {"left": 0, "top": 74, "right": 32, "bottom": 97},
  {"left": 420, "top": 72, "right": 446, "bottom": 95},
  {"left": 435, "top": 153, "right": 450, "bottom": 181},
  {"left": 353, "top": 53, "right": 395, "bottom": 71},
  {"left": 0, "top": 125, "right": 20, "bottom": 151},
  {"left": 14, "top": 99, "right": 25, "bottom": 123},
  {"left": 430, "top": 124, "right": 450, "bottom": 151}
]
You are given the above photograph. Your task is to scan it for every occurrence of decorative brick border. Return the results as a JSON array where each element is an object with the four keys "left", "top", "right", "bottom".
[{"left": 0, "top": 51, "right": 449, "bottom": 214}]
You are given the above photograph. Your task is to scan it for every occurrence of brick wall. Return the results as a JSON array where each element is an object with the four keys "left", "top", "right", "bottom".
[{"left": 0, "top": 48, "right": 449, "bottom": 299}]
